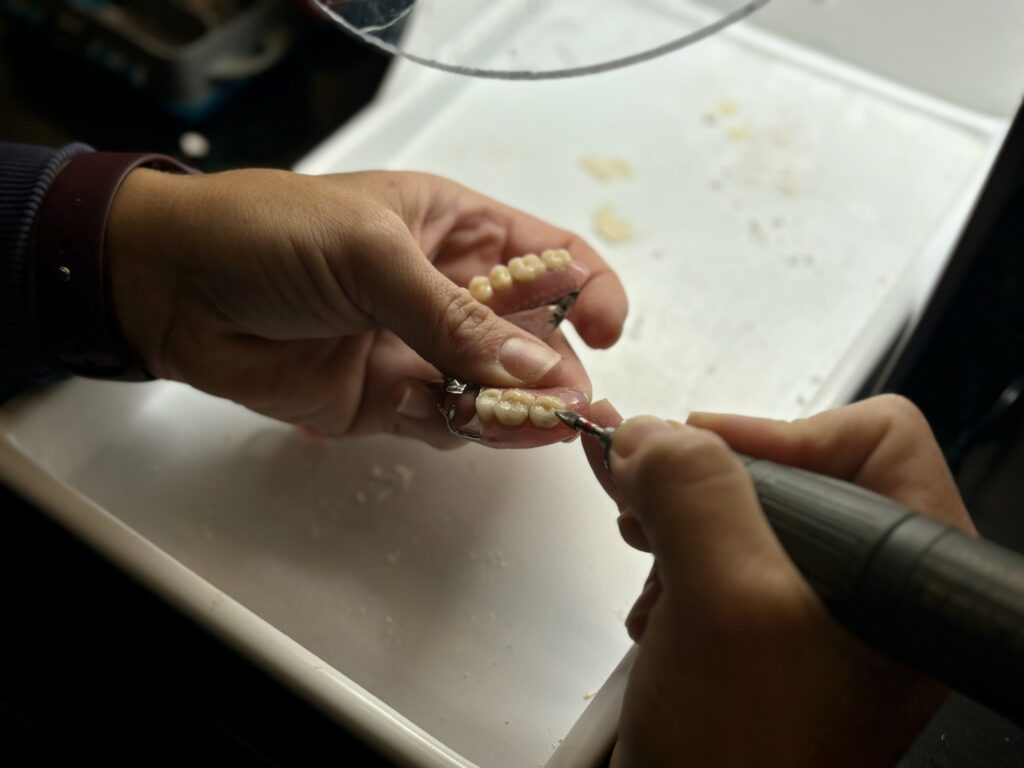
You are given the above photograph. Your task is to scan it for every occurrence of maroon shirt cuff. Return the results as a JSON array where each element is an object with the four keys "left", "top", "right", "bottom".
[{"left": 31, "top": 152, "right": 197, "bottom": 381}]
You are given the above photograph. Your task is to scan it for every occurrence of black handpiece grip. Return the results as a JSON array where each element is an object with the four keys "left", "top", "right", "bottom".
[{"left": 741, "top": 456, "right": 1024, "bottom": 725}]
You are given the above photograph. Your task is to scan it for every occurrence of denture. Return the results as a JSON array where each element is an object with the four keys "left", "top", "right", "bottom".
[
  {"left": 466, "top": 249, "right": 587, "bottom": 317},
  {"left": 434, "top": 248, "right": 591, "bottom": 448},
  {"left": 439, "top": 382, "right": 589, "bottom": 448}
]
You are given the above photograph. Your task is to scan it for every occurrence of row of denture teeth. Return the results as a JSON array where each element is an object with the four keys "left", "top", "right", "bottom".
[
  {"left": 476, "top": 389, "right": 566, "bottom": 428},
  {"left": 468, "top": 249, "right": 573, "bottom": 302}
]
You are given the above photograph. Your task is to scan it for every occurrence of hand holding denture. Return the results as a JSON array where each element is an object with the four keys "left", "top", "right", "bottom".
[{"left": 105, "top": 167, "right": 627, "bottom": 448}]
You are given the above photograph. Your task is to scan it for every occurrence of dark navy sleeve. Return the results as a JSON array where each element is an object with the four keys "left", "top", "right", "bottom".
[{"left": 0, "top": 141, "right": 93, "bottom": 402}]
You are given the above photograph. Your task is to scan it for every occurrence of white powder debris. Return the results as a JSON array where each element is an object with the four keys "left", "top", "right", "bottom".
[
  {"left": 482, "top": 549, "right": 509, "bottom": 569},
  {"left": 628, "top": 313, "right": 646, "bottom": 342},
  {"left": 393, "top": 462, "right": 415, "bottom": 490},
  {"left": 748, "top": 219, "right": 767, "bottom": 246},
  {"left": 583, "top": 690, "right": 598, "bottom": 700},
  {"left": 355, "top": 463, "right": 417, "bottom": 505}
]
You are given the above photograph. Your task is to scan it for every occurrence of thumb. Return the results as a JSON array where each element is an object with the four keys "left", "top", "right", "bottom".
[
  {"left": 350, "top": 223, "right": 563, "bottom": 387},
  {"left": 609, "top": 417, "right": 784, "bottom": 592}
]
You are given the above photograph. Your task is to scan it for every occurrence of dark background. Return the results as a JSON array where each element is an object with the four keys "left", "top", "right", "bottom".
[{"left": 2, "top": 3, "right": 1023, "bottom": 765}]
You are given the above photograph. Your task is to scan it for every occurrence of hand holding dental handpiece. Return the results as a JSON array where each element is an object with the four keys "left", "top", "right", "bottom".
[
  {"left": 580, "top": 396, "right": 979, "bottom": 768},
  {"left": 104, "top": 167, "right": 626, "bottom": 447}
]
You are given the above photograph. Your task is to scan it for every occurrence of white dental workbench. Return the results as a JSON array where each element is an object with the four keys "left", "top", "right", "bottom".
[{"left": 2, "top": 2, "right": 1024, "bottom": 767}]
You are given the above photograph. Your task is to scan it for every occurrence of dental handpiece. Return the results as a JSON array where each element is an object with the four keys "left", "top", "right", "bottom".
[{"left": 554, "top": 410, "right": 1024, "bottom": 725}]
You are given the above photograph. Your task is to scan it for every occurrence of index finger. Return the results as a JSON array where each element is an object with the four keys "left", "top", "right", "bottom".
[
  {"left": 418, "top": 176, "right": 628, "bottom": 351},
  {"left": 688, "top": 395, "right": 973, "bottom": 533},
  {"left": 501, "top": 214, "right": 628, "bottom": 351}
]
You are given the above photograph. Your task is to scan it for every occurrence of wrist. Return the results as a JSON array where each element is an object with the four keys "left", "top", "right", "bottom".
[
  {"left": 106, "top": 167, "right": 192, "bottom": 381},
  {"left": 31, "top": 152, "right": 196, "bottom": 381}
]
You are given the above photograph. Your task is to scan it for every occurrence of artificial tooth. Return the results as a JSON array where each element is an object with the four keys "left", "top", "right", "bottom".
[
  {"left": 541, "top": 249, "right": 573, "bottom": 270},
  {"left": 469, "top": 275, "right": 493, "bottom": 302},
  {"left": 529, "top": 396, "right": 566, "bottom": 428},
  {"left": 508, "top": 256, "right": 534, "bottom": 282},
  {"left": 522, "top": 253, "right": 546, "bottom": 277},
  {"left": 489, "top": 264, "right": 513, "bottom": 291},
  {"left": 475, "top": 388, "right": 502, "bottom": 421},
  {"left": 493, "top": 389, "right": 535, "bottom": 426}
]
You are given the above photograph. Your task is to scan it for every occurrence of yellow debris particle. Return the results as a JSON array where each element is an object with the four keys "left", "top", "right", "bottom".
[
  {"left": 593, "top": 205, "right": 634, "bottom": 244},
  {"left": 716, "top": 100, "right": 739, "bottom": 116},
  {"left": 726, "top": 125, "right": 752, "bottom": 141},
  {"left": 579, "top": 154, "right": 635, "bottom": 182}
]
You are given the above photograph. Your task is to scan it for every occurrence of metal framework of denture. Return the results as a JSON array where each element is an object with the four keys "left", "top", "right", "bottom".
[{"left": 435, "top": 249, "right": 590, "bottom": 447}]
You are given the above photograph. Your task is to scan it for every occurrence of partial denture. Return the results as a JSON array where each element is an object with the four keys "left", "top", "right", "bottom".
[
  {"left": 439, "top": 247, "right": 589, "bottom": 448},
  {"left": 476, "top": 389, "right": 567, "bottom": 429},
  {"left": 440, "top": 383, "right": 589, "bottom": 448},
  {"left": 467, "top": 249, "right": 574, "bottom": 302}
]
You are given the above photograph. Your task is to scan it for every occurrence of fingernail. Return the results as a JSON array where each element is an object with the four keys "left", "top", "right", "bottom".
[
  {"left": 612, "top": 416, "right": 673, "bottom": 459},
  {"left": 396, "top": 381, "right": 437, "bottom": 420},
  {"left": 498, "top": 336, "right": 561, "bottom": 383}
]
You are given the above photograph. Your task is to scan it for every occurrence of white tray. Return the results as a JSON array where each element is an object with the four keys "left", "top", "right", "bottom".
[
  {"left": 3, "top": 3, "right": 1022, "bottom": 768},
  {"left": 298, "top": 9, "right": 1007, "bottom": 424}
]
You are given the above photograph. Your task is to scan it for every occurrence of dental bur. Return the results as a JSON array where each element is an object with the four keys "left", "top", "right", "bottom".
[
  {"left": 554, "top": 410, "right": 614, "bottom": 451},
  {"left": 554, "top": 410, "right": 1024, "bottom": 725}
]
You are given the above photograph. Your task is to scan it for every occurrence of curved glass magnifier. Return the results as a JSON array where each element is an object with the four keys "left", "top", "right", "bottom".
[{"left": 314, "top": 0, "right": 771, "bottom": 80}]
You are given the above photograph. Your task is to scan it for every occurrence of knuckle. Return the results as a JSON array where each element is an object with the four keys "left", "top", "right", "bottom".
[
  {"left": 872, "top": 393, "right": 930, "bottom": 432},
  {"left": 351, "top": 205, "right": 404, "bottom": 249},
  {"left": 634, "top": 428, "right": 739, "bottom": 489},
  {"left": 781, "top": 416, "right": 823, "bottom": 458},
  {"left": 438, "top": 288, "right": 499, "bottom": 354}
]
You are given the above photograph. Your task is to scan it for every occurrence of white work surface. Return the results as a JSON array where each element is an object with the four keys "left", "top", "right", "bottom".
[
  {"left": 299, "top": 19, "right": 999, "bottom": 423},
  {"left": 2, "top": 4, "right": 1019, "bottom": 768}
]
